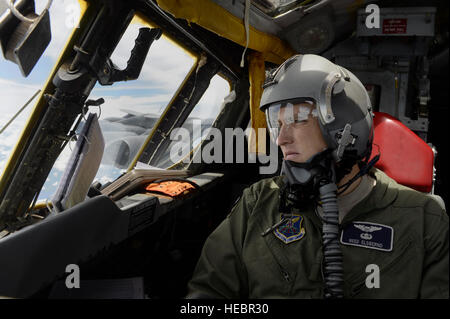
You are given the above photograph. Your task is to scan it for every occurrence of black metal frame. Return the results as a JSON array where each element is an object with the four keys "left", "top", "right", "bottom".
[
  {"left": 0, "top": 0, "right": 137, "bottom": 230},
  {"left": 0, "top": 0, "right": 250, "bottom": 231}
]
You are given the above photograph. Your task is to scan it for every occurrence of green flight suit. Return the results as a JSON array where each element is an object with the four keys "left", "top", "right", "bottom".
[{"left": 187, "top": 168, "right": 449, "bottom": 298}]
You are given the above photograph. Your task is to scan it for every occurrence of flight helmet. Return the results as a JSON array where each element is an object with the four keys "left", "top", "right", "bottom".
[{"left": 260, "top": 54, "right": 374, "bottom": 164}]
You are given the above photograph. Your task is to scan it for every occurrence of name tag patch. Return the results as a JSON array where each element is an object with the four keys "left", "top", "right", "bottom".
[{"left": 340, "top": 221, "right": 394, "bottom": 252}]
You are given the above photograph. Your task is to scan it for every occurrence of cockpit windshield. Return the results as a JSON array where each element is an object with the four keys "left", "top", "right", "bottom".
[
  {"left": 37, "top": 19, "right": 195, "bottom": 201},
  {"left": 35, "top": 16, "right": 230, "bottom": 202}
]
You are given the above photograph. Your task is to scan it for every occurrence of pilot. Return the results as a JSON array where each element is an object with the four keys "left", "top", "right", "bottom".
[{"left": 187, "top": 54, "right": 449, "bottom": 299}]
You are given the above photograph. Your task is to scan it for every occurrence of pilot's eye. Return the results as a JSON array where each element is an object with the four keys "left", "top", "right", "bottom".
[
  {"left": 294, "top": 118, "right": 308, "bottom": 124},
  {"left": 295, "top": 106, "right": 311, "bottom": 124}
]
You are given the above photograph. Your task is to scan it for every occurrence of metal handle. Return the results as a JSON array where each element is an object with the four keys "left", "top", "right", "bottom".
[{"left": 7, "top": 0, "right": 53, "bottom": 23}]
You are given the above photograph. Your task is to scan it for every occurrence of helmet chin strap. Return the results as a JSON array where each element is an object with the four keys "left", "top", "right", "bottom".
[
  {"left": 337, "top": 148, "right": 380, "bottom": 195},
  {"left": 280, "top": 149, "right": 344, "bottom": 299}
]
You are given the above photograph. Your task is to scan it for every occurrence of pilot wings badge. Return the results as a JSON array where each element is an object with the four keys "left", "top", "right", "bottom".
[
  {"left": 354, "top": 224, "right": 382, "bottom": 240},
  {"left": 273, "top": 214, "right": 306, "bottom": 244}
]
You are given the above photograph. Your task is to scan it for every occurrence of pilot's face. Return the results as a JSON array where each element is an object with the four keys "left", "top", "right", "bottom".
[{"left": 276, "top": 102, "right": 328, "bottom": 163}]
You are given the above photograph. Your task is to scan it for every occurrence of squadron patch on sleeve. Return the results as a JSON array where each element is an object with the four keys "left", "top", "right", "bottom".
[
  {"left": 273, "top": 214, "right": 306, "bottom": 244},
  {"left": 340, "top": 221, "right": 394, "bottom": 252}
]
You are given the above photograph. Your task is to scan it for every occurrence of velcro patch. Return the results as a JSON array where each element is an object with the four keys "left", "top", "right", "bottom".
[
  {"left": 273, "top": 214, "right": 306, "bottom": 244},
  {"left": 340, "top": 221, "right": 394, "bottom": 252}
]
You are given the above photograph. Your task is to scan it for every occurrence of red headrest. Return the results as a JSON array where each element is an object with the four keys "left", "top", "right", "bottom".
[{"left": 370, "top": 112, "right": 434, "bottom": 193}]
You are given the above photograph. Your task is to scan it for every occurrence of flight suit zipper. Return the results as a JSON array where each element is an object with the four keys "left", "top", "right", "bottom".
[{"left": 281, "top": 269, "right": 291, "bottom": 282}]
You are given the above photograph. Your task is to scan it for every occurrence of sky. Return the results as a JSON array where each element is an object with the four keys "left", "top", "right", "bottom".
[{"left": 0, "top": 0, "right": 230, "bottom": 202}]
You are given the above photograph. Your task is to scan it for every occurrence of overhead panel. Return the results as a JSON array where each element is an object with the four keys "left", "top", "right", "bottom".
[{"left": 156, "top": 0, "right": 295, "bottom": 64}]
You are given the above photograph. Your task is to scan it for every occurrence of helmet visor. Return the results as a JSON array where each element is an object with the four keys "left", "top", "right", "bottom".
[{"left": 265, "top": 99, "right": 316, "bottom": 143}]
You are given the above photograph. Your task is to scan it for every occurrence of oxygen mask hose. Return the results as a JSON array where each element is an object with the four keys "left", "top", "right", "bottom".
[{"left": 319, "top": 182, "right": 344, "bottom": 298}]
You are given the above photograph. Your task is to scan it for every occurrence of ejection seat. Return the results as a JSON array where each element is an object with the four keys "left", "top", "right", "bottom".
[{"left": 370, "top": 111, "right": 439, "bottom": 198}]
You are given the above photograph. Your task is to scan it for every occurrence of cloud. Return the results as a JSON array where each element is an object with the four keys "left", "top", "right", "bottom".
[
  {"left": 191, "top": 75, "right": 231, "bottom": 120},
  {"left": 110, "top": 22, "right": 195, "bottom": 92},
  {"left": 0, "top": 79, "right": 40, "bottom": 129},
  {"left": 0, "top": 78, "right": 40, "bottom": 104},
  {"left": 41, "top": 0, "right": 81, "bottom": 61},
  {"left": 0, "top": 78, "right": 41, "bottom": 174},
  {"left": 0, "top": 78, "right": 40, "bottom": 91}
]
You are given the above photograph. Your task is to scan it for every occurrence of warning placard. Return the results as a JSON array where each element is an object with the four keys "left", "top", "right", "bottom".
[{"left": 382, "top": 19, "right": 407, "bottom": 34}]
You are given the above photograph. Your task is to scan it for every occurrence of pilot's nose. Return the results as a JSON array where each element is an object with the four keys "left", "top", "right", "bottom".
[{"left": 276, "top": 125, "right": 292, "bottom": 146}]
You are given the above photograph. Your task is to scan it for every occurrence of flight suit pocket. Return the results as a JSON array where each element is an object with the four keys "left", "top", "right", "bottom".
[
  {"left": 244, "top": 248, "right": 295, "bottom": 297},
  {"left": 348, "top": 236, "right": 416, "bottom": 298}
]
